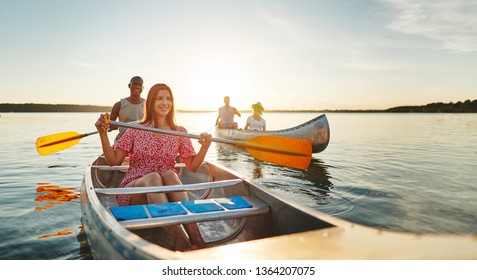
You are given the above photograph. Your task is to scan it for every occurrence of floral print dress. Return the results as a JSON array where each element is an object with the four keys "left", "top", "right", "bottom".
[{"left": 113, "top": 122, "right": 196, "bottom": 205}]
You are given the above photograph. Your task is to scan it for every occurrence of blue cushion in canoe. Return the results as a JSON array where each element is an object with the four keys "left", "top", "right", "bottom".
[
  {"left": 110, "top": 205, "right": 148, "bottom": 221},
  {"left": 146, "top": 202, "right": 187, "bottom": 217},
  {"left": 181, "top": 199, "right": 224, "bottom": 213},
  {"left": 216, "top": 196, "right": 252, "bottom": 210}
]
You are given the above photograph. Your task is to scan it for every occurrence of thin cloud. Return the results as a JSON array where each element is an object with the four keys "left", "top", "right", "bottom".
[
  {"left": 382, "top": 0, "right": 477, "bottom": 52},
  {"left": 260, "top": 14, "right": 320, "bottom": 48}
]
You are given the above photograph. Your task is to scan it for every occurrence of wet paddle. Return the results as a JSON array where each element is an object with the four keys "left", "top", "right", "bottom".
[
  {"left": 36, "top": 121, "right": 312, "bottom": 169},
  {"left": 36, "top": 131, "right": 98, "bottom": 156},
  {"left": 36, "top": 120, "right": 137, "bottom": 156}
]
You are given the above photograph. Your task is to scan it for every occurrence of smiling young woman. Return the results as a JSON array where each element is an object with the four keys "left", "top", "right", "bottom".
[{"left": 94, "top": 83, "right": 213, "bottom": 251}]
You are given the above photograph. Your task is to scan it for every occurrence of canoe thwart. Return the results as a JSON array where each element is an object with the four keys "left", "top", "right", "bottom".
[
  {"left": 111, "top": 196, "right": 269, "bottom": 230},
  {"left": 91, "top": 162, "right": 186, "bottom": 171},
  {"left": 95, "top": 179, "right": 244, "bottom": 195}
]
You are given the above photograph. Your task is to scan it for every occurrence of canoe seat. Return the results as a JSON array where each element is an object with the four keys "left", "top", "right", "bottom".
[
  {"left": 109, "top": 196, "right": 269, "bottom": 230},
  {"left": 95, "top": 179, "right": 243, "bottom": 195}
]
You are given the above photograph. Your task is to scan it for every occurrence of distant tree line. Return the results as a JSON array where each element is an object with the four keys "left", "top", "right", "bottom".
[
  {"left": 386, "top": 99, "right": 477, "bottom": 113},
  {"left": 1, "top": 100, "right": 476, "bottom": 113},
  {"left": 0, "top": 103, "right": 112, "bottom": 112}
]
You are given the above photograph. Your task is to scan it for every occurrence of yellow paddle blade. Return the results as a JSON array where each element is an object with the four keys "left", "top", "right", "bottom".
[
  {"left": 235, "top": 136, "right": 312, "bottom": 169},
  {"left": 36, "top": 131, "right": 84, "bottom": 156}
]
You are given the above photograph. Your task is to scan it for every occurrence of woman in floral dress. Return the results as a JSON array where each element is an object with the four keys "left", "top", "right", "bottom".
[{"left": 95, "top": 83, "right": 212, "bottom": 251}]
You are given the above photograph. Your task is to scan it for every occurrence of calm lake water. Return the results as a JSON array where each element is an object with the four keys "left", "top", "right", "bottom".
[{"left": 0, "top": 112, "right": 476, "bottom": 260}]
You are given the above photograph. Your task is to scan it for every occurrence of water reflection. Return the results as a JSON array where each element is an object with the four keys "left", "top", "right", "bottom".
[
  {"left": 34, "top": 183, "right": 82, "bottom": 242},
  {"left": 35, "top": 183, "right": 79, "bottom": 212},
  {"left": 214, "top": 143, "right": 266, "bottom": 179},
  {"left": 77, "top": 224, "right": 93, "bottom": 259},
  {"left": 252, "top": 161, "right": 263, "bottom": 179},
  {"left": 304, "top": 158, "right": 334, "bottom": 192},
  {"left": 37, "top": 228, "right": 75, "bottom": 239},
  {"left": 261, "top": 158, "right": 334, "bottom": 205},
  {"left": 214, "top": 142, "right": 334, "bottom": 204},
  {"left": 35, "top": 183, "right": 80, "bottom": 212}
]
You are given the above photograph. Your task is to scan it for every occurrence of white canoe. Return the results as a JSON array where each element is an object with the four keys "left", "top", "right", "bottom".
[
  {"left": 80, "top": 156, "right": 477, "bottom": 259},
  {"left": 215, "top": 114, "right": 330, "bottom": 153}
]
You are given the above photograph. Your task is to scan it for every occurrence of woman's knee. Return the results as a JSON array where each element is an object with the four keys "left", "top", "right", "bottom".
[
  {"left": 135, "top": 172, "right": 163, "bottom": 187},
  {"left": 162, "top": 170, "right": 181, "bottom": 185}
]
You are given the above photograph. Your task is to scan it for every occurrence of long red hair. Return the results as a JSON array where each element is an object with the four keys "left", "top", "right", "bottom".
[{"left": 140, "top": 83, "right": 177, "bottom": 130}]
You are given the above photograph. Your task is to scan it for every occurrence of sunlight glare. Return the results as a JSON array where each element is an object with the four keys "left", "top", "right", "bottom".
[{"left": 188, "top": 60, "right": 251, "bottom": 110}]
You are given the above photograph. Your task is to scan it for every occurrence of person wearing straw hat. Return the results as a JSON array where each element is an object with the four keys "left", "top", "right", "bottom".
[{"left": 245, "top": 102, "right": 266, "bottom": 131}]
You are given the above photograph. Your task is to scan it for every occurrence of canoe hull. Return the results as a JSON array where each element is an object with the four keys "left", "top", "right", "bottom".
[
  {"left": 81, "top": 156, "right": 477, "bottom": 260},
  {"left": 215, "top": 114, "right": 330, "bottom": 153},
  {"left": 80, "top": 157, "right": 333, "bottom": 259}
]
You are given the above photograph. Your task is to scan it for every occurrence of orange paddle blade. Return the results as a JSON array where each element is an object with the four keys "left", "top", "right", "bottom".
[
  {"left": 36, "top": 131, "right": 97, "bottom": 156},
  {"left": 235, "top": 136, "right": 312, "bottom": 169}
]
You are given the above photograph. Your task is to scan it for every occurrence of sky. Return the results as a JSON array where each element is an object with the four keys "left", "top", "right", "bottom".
[{"left": 0, "top": 0, "right": 476, "bottom": 110}]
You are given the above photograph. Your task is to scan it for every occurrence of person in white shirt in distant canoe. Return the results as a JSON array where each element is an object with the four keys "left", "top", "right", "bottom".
[
  {"left": 216, "top": 96, "right": 241, "bottom": 129},
  {"left": 244, "top": 102, "right": 266, "bottom": 131}
]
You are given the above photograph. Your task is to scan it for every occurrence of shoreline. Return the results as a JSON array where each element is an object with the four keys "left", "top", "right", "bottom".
[{"left": 1, "top": 100, "right": 476, "bottom": 113}]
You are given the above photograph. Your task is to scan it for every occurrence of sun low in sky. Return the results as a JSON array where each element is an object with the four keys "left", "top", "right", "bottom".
[
  {"left": 0, "top": 0, "right": 476, "bottom": 111},
  {"left": 182, "top": 56, "right": 254, "bottom": 111}
]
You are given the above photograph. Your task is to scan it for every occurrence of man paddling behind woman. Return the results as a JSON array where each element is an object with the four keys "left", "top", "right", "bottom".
[
  {"left": 109, "top": 76, "right": 145, "bottom": 142},
  {"left": 95, "top": 83, "right": 212, "bottom": 251}
]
